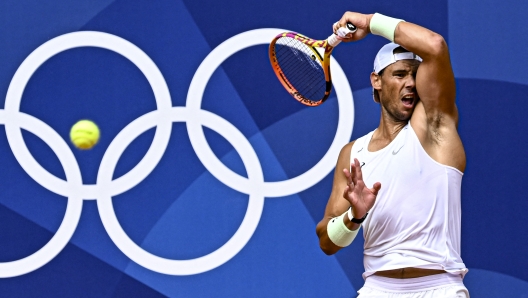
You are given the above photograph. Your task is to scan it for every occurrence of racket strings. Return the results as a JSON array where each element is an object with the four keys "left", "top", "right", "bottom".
[
  {"left": 275, "top": 37, "right": 326, "bottom": 101},
  {"left": 276, "top": 41, "right": 325, "bottom": 99}
]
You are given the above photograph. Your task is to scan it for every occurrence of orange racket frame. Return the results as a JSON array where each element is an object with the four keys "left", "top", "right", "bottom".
[{"left": 269, "top": 32, "right": 336, "bottom": 106}]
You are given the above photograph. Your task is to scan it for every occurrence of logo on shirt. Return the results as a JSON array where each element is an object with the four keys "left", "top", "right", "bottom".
[{"left": 392, "top": 145, "right": 404, "bottom": 155}]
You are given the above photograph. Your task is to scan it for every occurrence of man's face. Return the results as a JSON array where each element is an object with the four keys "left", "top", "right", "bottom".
[{"left": 375, "top": 59, "right": 421, "bottom": 121}]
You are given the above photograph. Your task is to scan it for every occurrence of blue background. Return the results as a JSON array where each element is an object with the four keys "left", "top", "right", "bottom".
[{"left": 1, "top": 0, "right": 528, "bottom": 297}]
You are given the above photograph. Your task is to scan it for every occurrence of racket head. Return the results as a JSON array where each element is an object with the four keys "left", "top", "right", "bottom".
[{"left": 269, "top": 32, "right": 333, "bottom": 106}]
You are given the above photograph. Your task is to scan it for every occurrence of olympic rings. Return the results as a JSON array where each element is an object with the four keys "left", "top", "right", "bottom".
[{"left": 0, "top": 29, "right": 354, "bottom": 277}]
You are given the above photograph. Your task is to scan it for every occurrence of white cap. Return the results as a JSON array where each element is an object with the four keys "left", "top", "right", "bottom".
[{"left": 373, "top": 42, "right": 422, "bottom": 74}]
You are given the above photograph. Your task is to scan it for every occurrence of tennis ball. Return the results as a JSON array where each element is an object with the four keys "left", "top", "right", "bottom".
[{"left": 70, "top": 120, "right": 100, "bottom": 150}]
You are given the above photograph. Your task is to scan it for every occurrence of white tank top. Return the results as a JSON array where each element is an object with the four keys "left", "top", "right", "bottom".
[{"left": 350, "top": 123, "right": 468, "bottom": 279}]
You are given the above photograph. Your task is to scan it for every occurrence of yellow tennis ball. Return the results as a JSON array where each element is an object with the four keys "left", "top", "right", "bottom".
[{"left": 70, "top": 120, "right": 100, "bottom": 150}]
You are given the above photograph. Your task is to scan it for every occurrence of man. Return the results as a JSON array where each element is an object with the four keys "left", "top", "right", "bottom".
[{"left": 315, "top": 12, "right": 469, "bottom": 297}]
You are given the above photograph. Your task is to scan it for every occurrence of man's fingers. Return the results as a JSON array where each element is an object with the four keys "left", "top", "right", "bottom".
[
  {"left": 343, "top": 169, "right": 355, "bottom": 188},
  {"left": 371, "top": 182, "right": 382, "bottom": 196},
  {"left": 333, "top": 21, "right": 342, "bottom": 32},
  {"left": 350, "top": 162, "right": 357, "bottom": 181},
  {"left": 353, "top": 158, "right": 363, "bottom": 181},
  {"left": 342, "top": 185, "right": 353, "bottom": 200}
]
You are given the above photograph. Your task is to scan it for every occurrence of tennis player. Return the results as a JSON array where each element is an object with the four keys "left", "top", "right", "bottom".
[{"left": 315, "top": 12, "right": 470, "bottom": 297}]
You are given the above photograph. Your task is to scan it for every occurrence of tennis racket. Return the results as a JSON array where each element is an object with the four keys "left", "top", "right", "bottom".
[{"left": 269, "top": 23, "right": 356, "bottom": 106}]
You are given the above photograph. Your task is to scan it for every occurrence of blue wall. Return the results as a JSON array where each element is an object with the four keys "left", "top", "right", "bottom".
[{"left": 0, "top": 0, "right": 527, "bottom": 297}]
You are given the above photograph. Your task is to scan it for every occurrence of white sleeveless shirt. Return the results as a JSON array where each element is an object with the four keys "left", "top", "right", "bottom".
[{"left": 350, "top": 123, "right": 468, "bottom": 279}]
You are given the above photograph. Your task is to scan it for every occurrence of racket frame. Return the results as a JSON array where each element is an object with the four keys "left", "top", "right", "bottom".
[{"left": 269, "top": 32, "right": 337, "bottom": 106}]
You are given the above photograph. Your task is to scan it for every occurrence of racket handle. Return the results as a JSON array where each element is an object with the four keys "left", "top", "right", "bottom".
[
  {"left": 328, "top": 22, "right": 357, "bottom": 47},
  {"left": 337, "top": 22, "right": 357, "bottom": 37}
]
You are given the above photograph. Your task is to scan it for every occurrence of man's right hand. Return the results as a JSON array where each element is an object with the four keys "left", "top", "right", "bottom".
[{"left": 333, "top": 12, "right": 373, "bottom": 42}]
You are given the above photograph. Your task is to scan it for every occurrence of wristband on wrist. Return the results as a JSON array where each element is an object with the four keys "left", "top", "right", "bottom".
[
  {"left": 370, "top": 13, "right": 404, "bottom": 42},
  {"left": 347, "top": 207, "right": 368, "bottom": 224},
  {"left": 326, "top": 211, "right": 359, "bottom": 247}
]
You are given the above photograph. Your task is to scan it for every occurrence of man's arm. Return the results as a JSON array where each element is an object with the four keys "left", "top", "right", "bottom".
[
  {"left": 316, "top": 142, "right": 354, "bottom": 255},
  {"left": 335, "top": 12, "right": 465, "bottom": 171},
  {"left": 316, "top": 142, "right": 381, "bottom": 255},
  {"left": 392, "top": 18, "right": 465, "bottom": 171},
  {"left": 335, "top": 13, "right": 456, "bottom": 122},
  {"left": 393, "top": 21, "right": 457, "bottom": 122}
]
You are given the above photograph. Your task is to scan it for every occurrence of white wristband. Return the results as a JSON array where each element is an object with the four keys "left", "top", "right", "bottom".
[
  {"left": 326, "top": 211, "right": 359, "bottom": 247},
  {"left": 370, "top": 13, "right": 404, "bottom": 42}
]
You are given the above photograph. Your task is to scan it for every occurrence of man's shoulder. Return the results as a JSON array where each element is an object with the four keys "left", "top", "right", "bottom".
[{"left": 339, "top": 141, "right": 354, "bottom": 156}]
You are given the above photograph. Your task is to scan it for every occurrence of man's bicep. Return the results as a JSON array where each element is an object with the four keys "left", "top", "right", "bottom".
[
  {"left": 415, "top": 47, "right": 458, "bottom": 120},
  {"left": 394, "top": 22, "right": 457, "bottom": 119}
]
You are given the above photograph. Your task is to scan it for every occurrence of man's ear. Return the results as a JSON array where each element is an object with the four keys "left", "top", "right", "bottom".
[
  {"left": 371, "top": 72, "right": 382, "bottom": 103},
  {"left": 371, "top": 72, "right": 381, "bottom": 91}
]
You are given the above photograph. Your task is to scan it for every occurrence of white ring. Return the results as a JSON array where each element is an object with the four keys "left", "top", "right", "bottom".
[
  {"left": 97, "top": 107, "right": 265, "bottom": 275},
  {"left": 3, "top": 31, "right": 173, "bottom": 199},
  {"left": 185, "top": 28, "right": 354, "bottom": 198}
]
